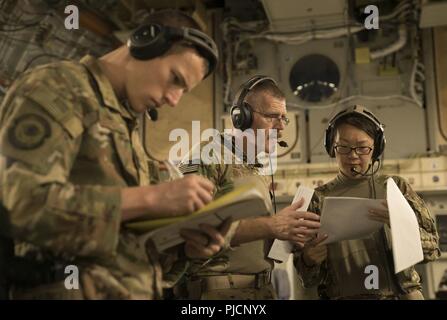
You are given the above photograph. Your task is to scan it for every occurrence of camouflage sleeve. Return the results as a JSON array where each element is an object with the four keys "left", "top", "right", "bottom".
[
  {"left": 158, "top": 246, "right": 190, "bottom": 289},
  {"left": 0, "top": 67, "right": 121, "bottom": 258},
  {"left": 392, "top": 176, "right": 441, "bottom": 262},
  {"left": 293, "top": 191, "right": 326, "bottom": 288},
  {"left": 198, "top": 162, "right": 241, "bottom": 250},
  {"left": 179, "top": 145, "right": 241, "bottom": 251}
]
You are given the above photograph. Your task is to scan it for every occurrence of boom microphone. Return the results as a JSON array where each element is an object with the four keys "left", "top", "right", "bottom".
[
  {"left": 350, "top": 164, "right": 373, "bottom": 176},
  {"left": 147, "top": 108, "right": 158, "bottom": 121}
]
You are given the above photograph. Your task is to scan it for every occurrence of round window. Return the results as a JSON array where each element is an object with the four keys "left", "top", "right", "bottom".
[{"left": 289, "top": 54, "right": 340, "bottom": 103}]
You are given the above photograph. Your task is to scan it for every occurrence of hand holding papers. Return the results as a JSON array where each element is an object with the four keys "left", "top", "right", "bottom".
[
  {"left": 126, "top": 177, "right": 272, "bottom": 252},
  {"left": 319, "top": 197, "right": 385, "bottom": 245},
  {"left": 318, "top": 178, "right": 423, "bottom": 273},
  {"left": 268, "top": 186, "right": 315, "bottom": 262}
]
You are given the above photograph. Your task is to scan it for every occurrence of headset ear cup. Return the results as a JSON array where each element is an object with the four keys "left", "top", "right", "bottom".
[
  {"left": 128, "top": 24, "right": 171, "bottom": 60},
  {"left": 230, "top": 103, "right": 253, "bottom": 130},
  {"left": 325, "top": 126, "right": 336, "bottom": 157},
  {"left": 240, "top": 102, "right": 253, "bottom": 130},
  {"left": 230, "top": 106, "right": 243, "bottom": 129},
  {"left": 373, "top": 133, "right": 385, "bottom": 160},
  {"left": 330, "top": 145, "right": 336, "bottom": 158}
]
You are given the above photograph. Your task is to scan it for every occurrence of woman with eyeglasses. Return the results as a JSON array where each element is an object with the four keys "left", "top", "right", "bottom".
[{"left": 294, "top": 105, "right": 440, "bottom": 300}]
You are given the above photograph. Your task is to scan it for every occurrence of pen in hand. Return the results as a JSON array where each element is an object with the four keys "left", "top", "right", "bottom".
[{"left": 163, "top": 159, "right": 184, "bottom": 180}]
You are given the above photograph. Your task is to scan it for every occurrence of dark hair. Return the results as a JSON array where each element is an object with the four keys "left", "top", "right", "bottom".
[
  {"left": 142, "top": 9, "right": 210, "bottom": 75},
  {"left": 331, "top": 113, "right": 377, "bottom": 146}
]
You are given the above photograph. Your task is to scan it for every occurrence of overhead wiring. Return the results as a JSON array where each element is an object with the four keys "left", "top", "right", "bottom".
[{"left": 221, "top": 0, "right": 422, "bottom": 110}]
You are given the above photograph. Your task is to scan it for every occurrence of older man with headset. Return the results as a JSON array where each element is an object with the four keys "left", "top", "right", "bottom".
[{"left": 176, "top": 75, "right": 322, "bottom": 299}]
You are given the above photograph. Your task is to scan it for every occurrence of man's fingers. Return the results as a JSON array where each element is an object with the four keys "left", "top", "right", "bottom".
[
  {"left": 294, "top": 228, "right": 319, "bottom": 236},
  {"left": 199, "top": 223, "right": 225, "bottom": 247},
  {"left": 185, "top": 241, "right": 213, "bottom": 257},
  {"left": 296, "top": 220, "right": 321, "bottom": 229},
  {"left": 290, "top": 235, "right": 310, "bottom": 243},
  {"left": 288, "top": 219, "right": 320, "bottom": 230},
  {"left": 294, "top": 241, "right": 305, "bottom": 248},
  {"left": 196, "top": 188, "right": 213, "bottom": 206},
  {"left": 182, "top": 221, "right": 230, "bottom": 258},
  {"left": 290, "top": 198, "right": 305, "bottom": 210},
  {"left": 208, "top": 244, "right": 222, "bottom": 254},
  {"left": 187, "top": 238, "right": 221, "bottom": 257},
  {"left": 294, "top": 211, "right": 320, "bottom": 221},
  {"left": 293, "top": 233, "right": 312, "bottom": 240},
  {"left": 191, "top": 194, "right": 206, "bottom": 212},
  {"left": 195, "top": 176, "right": 215, "bottom": 193},
  {"left": 300, "top": 237, "right": 314, "bottom": 243},
  {"left": 180, "top": 229, "right": 208, "bottom": 246}
]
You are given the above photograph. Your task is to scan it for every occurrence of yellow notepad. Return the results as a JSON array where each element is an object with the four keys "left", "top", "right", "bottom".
[{"left": 126, "top": 178, "right": 272, "bottom": 252}]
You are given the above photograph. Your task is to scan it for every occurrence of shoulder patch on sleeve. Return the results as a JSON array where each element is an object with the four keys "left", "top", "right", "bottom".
[
  {"left": 7, "top": 113, "right": 51, "bottom": 150},
  {"left": 21, "top": 66, "right": 84, "bottom": 139}
]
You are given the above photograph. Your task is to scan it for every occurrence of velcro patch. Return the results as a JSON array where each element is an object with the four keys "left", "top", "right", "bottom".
[{"left": 7, "top": 113, "right": 51, "bottom": 150}]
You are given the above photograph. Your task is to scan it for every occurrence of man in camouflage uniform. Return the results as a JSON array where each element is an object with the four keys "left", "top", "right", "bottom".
[
  {"left": 294, "top": 107, "right": 440, "bottom": 299},
  {"left": 0, "top": 10, "right": 228, "bottom": 299},
  {"left": 176, "top": 76, "right": 322, "bottom": 299}
]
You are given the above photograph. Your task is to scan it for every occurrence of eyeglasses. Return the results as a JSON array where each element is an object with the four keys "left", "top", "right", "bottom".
[
  {"left": 252, "top": 110, "right": 290, "bottom": 126},
  {"left": 334, "top": 145, "right": 373, "bottom": 155}
]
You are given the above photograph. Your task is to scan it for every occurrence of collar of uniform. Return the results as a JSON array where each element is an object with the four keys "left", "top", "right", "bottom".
[
  {"left": 80, "top": 55, "right": 135, "bottom": 121},
  {"left": 336, "top": 171, "right": 370, "bottom": 186}
]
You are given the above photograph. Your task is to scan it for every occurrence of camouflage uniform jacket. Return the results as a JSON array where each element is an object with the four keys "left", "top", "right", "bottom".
[
  {"left": 179, "top": 132, "right": 274, "bottom": 276},
  {"left": 294, "top": 173, "right": 440, "bottom": 299},
  {"left": 0, "top": 55, "right": 168, "bottom": 299}
]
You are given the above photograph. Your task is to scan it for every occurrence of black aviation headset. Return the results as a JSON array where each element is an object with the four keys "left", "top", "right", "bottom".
[
  {"left": 230, "top": 75, "right": 277, "bottom": 131},
  {"left": 127, "top": 23, "right": 219, "bottom": 78},
  {"left": 324, "top": 105, "right": 386, "bottom": 161},
  {"left": 229, "top": 75, "right": 283, "bottom": 213}
]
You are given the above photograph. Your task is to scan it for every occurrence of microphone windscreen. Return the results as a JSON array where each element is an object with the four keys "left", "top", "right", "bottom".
[
  {"left": 278, "top": 141, "right": 288, "bottom": 148},
  {"left": 147, "top": 108, "right": 158, "bottom": 121}
]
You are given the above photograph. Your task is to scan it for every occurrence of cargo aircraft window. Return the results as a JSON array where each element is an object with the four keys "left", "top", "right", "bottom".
[{"left": 289, "top": 54, "right": 340, "bottom": 103}]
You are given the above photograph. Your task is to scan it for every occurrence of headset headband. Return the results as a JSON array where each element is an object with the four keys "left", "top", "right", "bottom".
[
  {"left": 232, "top": 75, "right": 277, "bottom": 109},
  {"left": 325, "top": 105, "right": 386, "bottom": 160},
  {"left": 127, "top": 24, "right": 218, "bottom": 78},
  {"left": 328, "top": 105, "right": 384, "bottom": 131},
  {"left": 230, "top": 75, "right": 278, "bottom": 131}
]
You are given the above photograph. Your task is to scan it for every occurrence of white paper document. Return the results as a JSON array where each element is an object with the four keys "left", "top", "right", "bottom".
[
  {"left": 319, "top": 197, "right": 385, "bottom": 245},
  {"left": 387, "top": 177, "right": 423, "bottom": 273},
  {"left": 318, "top": 178, "right": 423, "bottom": 273},
  {"left": 268, "top": 186, "right": 314, "bottom": 262}
]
